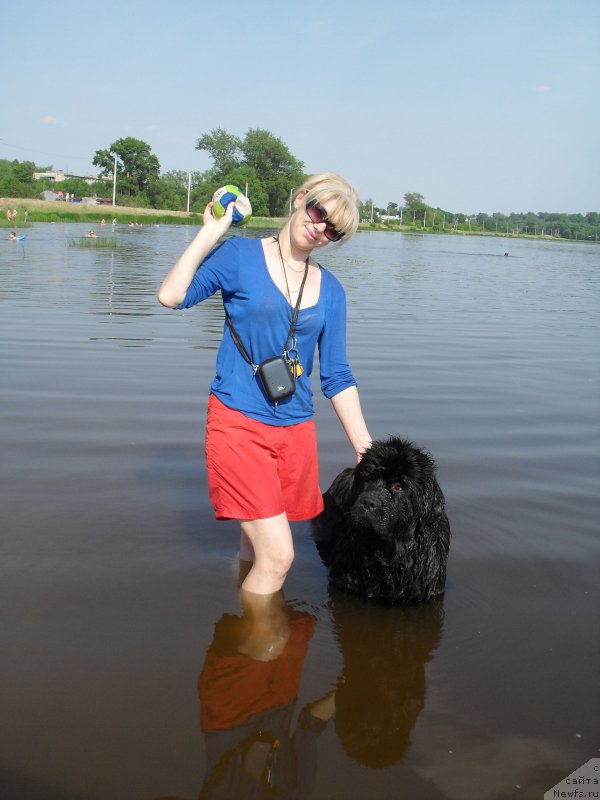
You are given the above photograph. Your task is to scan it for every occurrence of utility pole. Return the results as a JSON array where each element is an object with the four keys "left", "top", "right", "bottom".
[{"left": 112, "top": 153, "right": 117, "bottom": 207}]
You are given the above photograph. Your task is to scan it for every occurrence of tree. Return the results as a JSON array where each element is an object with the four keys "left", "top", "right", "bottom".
[
  {"left": 359, "top": 199, "right": 379, "bottom": 223},
  {"left": 92, "top": 137, "right": 160, "bottom": 196},
  {"left": 403, "top": 192, "right": 424, "bottom": 209},
  {"left": 403, "top": 192, "right": 427, "bottom": 223},
  {"left": 0, "top": 159, "right": 38, "bottom": 198},
  {"left": 195, "top": 128, "right": 242, "bottom": 176},
  {"left": 194, "top": 127, "right": 305, "bottom": 216},
  {"left": 240, "top": 129, "right": 305, "bottom": 215}
]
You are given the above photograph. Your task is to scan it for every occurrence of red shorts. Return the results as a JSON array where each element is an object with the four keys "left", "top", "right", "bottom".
[{"left": 204, "top": 394, "right": 324, "bottom": 522}]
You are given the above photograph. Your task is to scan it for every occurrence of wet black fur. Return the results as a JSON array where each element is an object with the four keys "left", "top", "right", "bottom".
[{"left": 312, "top": 437, "right": 451, "bottom": 604}]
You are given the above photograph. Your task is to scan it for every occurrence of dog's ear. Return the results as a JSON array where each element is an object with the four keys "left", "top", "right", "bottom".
[{"left": 324, "top": 467, "right": 355, "bottom": 509}]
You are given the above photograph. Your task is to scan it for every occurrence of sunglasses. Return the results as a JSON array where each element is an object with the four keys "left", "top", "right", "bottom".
[{"left": 305, "top": 199, "right": 345, "bottom": 242}]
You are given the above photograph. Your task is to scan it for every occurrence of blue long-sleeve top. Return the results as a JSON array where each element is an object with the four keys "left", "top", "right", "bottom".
[{"left": 177, "top": 236, "right": 356, "bottom": 425}]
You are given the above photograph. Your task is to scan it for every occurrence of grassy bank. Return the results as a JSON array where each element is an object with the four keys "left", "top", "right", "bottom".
[
  {"left": 0, "top": 198, "right": 286, "bottom": 229},
  {"left": 2, "top": 198, "right": 592, "bottom": 242}
]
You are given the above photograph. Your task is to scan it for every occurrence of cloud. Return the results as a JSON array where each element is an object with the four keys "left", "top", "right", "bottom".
[
  {"left": 532, "top": 85, "right": 550, "bottom": 93},
  {"left": 40, "top": 115, "right": 58, "bottom": 124}
]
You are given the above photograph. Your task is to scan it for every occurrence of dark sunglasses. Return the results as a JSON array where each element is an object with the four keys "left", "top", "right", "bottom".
[{"left": 305, "top": 199, "right": 345, "bottom": 242}]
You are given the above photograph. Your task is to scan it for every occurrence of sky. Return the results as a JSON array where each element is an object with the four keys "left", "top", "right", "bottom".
[{"left": 3, "top": 0, "right": 599, "bottom": 214}]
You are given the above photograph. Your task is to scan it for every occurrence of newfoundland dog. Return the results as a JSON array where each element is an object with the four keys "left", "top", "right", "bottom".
[{"left": 312, "top": 437, "right": 451, "bottom": 604}]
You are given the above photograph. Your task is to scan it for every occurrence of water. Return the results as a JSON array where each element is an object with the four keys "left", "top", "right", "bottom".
[{"left": 1, "top": 223, "right": 598, "bottom": 800}]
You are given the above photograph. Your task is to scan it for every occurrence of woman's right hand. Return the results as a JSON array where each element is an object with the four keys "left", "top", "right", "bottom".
[
  {"left": 203, "top": 200, "right": 235, "bottom": 234},
  {"left": 156, "top": 200, "right": 235, "bottom": 308}
]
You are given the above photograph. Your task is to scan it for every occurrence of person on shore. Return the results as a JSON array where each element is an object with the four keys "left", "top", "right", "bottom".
[{"left": 157, "top": 173, "right": 371, "bottom": 597}]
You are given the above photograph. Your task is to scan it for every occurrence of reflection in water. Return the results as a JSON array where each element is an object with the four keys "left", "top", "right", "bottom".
[
  {"left": 195, "top": 582, "right": 444, "bottom": 798},
  {"left": 197, "top": 588, "right": 331, "bottom": 799},
  {"left": 89, "top": 246, "right": 160, "bottom": 320},
  {"left": 328, "top": 589, "right": 444, "bottom": 768}
]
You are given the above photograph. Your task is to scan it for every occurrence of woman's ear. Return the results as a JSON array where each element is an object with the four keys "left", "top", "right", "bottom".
[{"left": 292, "top": 190, "right": 307, "bottom": 211}]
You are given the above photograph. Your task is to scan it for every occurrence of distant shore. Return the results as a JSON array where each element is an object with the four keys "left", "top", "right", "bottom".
[{"left": 1, "top": 197, "right": 594, "bottom": 242}]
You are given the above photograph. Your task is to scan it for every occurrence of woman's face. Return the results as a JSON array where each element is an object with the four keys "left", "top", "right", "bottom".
[{"left": 291, "top": 191, "right": 344, "bottom": 251}]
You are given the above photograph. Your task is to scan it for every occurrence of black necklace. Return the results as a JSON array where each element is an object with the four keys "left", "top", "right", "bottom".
[{"left": 274, "top": 236, "right": 308, "bottom": 303}]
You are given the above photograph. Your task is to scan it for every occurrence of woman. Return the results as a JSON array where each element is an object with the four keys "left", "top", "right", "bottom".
[{"left": 157, "top": 173, "right": 371, "bottom": 596}]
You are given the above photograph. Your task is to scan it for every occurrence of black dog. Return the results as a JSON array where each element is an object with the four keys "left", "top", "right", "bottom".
[{"left": 312, "top": 437, "right": 451, "bottom": 604}]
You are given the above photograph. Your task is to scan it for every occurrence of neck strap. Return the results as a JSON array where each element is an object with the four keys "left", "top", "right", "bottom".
[{"left": 225, "top": 240, "right": 309, "bottom": 369}]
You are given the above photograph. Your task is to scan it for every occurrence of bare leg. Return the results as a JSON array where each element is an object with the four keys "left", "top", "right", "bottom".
[
  {"left": 239, "top": 513, "right": 294, "bottom": 595},
  {"left": 240, "top": 529, "right": 255, "bottom": 561},
  {"left": 238, "top": 529, "right": 255, "bottom": 586}
]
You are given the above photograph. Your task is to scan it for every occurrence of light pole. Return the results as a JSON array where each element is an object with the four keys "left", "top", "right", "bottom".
[{"left": 112, "top": 153, "right": 117, "bottom": 206}]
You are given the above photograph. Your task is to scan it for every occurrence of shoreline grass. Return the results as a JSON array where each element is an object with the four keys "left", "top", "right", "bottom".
[{"left": 69, "top": 237, "right": 118, "bottom": 248}]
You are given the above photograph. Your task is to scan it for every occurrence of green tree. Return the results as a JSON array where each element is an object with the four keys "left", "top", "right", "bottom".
[
  {"left": 240, "top": 129, "right": 305, "bottom": 215},
  {"left": 195, "top": 127, "right": 305, "bottom": 216},
  {"left": 359, "top": 198, "right": 377, "bottom": 222},
  {"left": 403, "top": 192, "right": 428, "bottom": 223},
  {"left": 195, "top": 128, "right": 242, "bottom": 176},
  {"left": 148, "top": 170, "right": 189, "bottom": 211},
  {"left": 0, "top": 159, "right": 38, "bottom": 198},
  {"left": 92, "top": 137, "right": 160, "bottom": 197},
  {"left": 403, "top": 192, "right": 424, "bottom": 209}
]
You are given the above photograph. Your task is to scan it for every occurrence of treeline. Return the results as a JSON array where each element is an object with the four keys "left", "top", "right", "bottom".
[
  {"left": 1, "top": 132, "right": 598, "bottom": 240},
  {"left": 363, "top": 192, "right": 599, "bottom": 241},
  {"left": 0, "top": 128, "right": 304, "bottom": 218}
]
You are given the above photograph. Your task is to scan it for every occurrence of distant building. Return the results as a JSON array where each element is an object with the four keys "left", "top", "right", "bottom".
[{"left": 33, "top": 170, "right": 108, "bottom": 184}]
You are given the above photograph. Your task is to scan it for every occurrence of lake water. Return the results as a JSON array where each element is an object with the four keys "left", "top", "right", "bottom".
[{"left": 1, "top": 223, "right": 598, "bottom": 800}]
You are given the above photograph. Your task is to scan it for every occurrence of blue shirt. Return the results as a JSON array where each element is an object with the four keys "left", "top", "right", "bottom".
[{"left": 178, "top": 236, "right": 356, "bottom": 425}]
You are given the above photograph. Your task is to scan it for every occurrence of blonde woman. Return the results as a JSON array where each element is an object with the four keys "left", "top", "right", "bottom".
[{"left": 158, "top": 173, "right": 371, "bottom": 596}]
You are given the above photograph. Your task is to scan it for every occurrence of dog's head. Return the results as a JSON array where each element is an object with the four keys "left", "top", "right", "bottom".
[{"left": 345, "top": 437, "right": 445, "bottom": 542}]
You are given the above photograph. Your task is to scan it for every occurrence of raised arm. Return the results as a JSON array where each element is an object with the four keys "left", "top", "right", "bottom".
[
  {"left": 156, "top": 202, "right": 234, "bottom": 308},
  {"left": 330, "top": 386, "right": 372, "bottom": 462}
]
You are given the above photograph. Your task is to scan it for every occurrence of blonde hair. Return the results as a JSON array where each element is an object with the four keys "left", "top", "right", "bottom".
[{"left": 292, "top": 173, "right": 360, "bottom": 241}]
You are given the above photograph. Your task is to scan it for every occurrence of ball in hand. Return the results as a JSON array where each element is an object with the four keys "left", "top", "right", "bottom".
[{"left": 211, "top": 185, "right": 252, "bottom": 226}]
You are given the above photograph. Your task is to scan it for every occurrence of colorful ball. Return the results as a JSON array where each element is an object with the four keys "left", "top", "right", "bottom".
[{"left": 211, "top": 185, "right": 252, "bottom": 226}]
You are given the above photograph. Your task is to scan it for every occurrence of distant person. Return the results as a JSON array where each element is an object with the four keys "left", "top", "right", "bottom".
[
  {"left": 87, "top": 230, "right": 97, "bottom": 238},
  {"left": 9, "top": 231, "right": 17, "bottom": 241},
  {"left": 504, "top": 252, "right": 509, "bottom": 257},
  {"left": 24, "top": 209, "right": 28, "bottom": 222},
  {"left": 100, "top": 218, "right": 106, "bottom": 227},
  {"left": 112, "top": 217, "right": 117, "bottom": 225}
]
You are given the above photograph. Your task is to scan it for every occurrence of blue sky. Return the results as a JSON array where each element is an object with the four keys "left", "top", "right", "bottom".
[{"left": 3, "top": 0, "right": 599, "bottom": 214}]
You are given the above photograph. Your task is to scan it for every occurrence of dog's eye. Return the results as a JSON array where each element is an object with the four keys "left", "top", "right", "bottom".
[{"left": 390, "top": 482, "right": 404, "bottom": 494}]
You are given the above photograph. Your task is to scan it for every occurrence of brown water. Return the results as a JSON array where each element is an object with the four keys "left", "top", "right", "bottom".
[{"left": 1, "top": 224, "right": 598, "bottom": 800}]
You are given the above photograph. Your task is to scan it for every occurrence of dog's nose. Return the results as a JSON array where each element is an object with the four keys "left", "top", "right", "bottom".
[{"left": 357, "top": 493, "right": 382, "bottom": 515}]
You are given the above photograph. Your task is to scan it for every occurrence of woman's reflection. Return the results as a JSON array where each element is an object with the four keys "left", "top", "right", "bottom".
[{"left": 197, "top": 580, "right": 332, "bottom": 799}]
